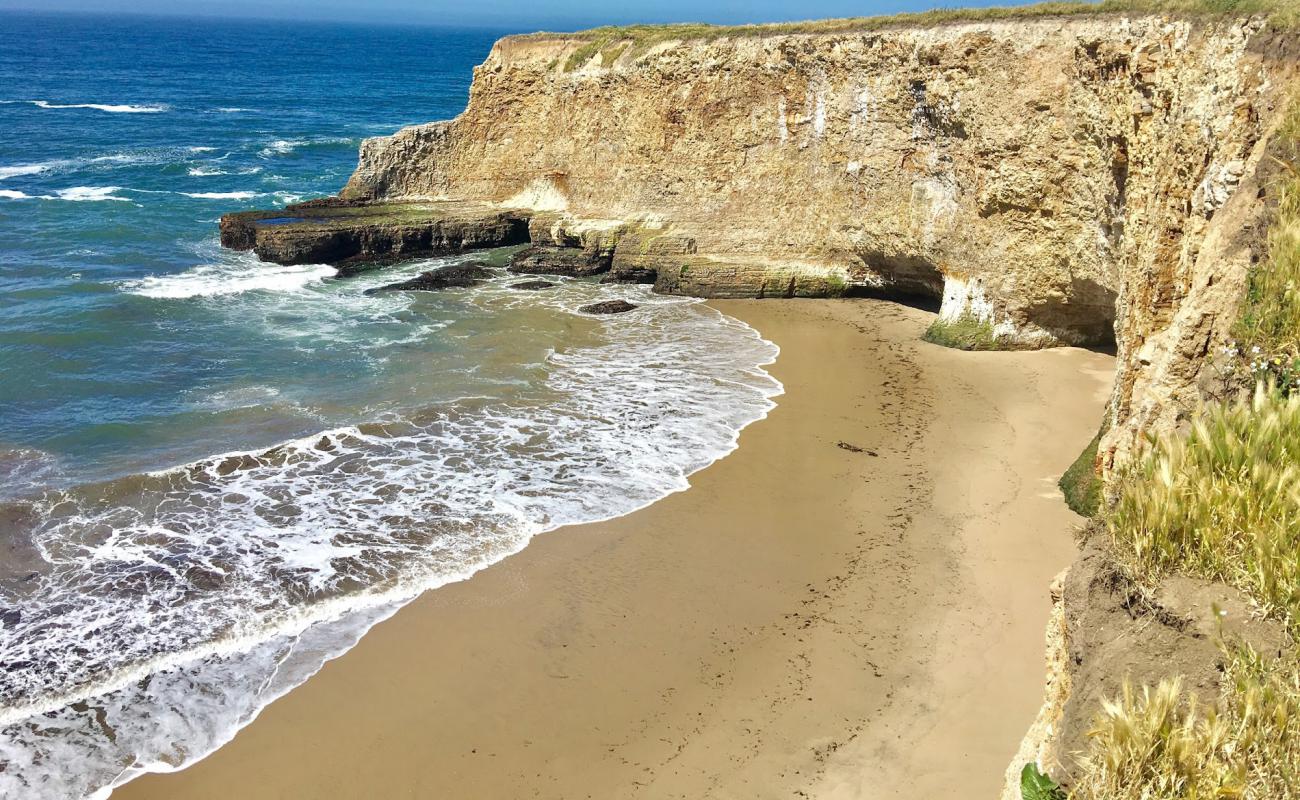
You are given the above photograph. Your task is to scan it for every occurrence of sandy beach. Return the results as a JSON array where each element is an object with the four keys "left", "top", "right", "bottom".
[{"left": 117, "top": 298, "right": 1114, "bottom": 800}]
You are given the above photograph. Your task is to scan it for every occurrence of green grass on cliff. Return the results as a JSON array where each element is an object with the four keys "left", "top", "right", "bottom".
[
  {"left": 546, "top": 0, "right": 1300, "bottom": 70},
  {"left": 922, "top": 313, "right": 1000, "bottom": 350},
  {"left": 1108, "top": 384, "right": 1300, "bottom": 631},
  {"left": 1229, "top": 101, "right": 1300, "bottom": 392},
  {"left": 1059, "top": 426, "right": 1105, "bottom": 517}
]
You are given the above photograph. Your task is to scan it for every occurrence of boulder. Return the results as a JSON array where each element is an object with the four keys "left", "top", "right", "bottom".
[
  {"left": 364, "top": 263, "right": 493, "bottom": 295},
  {"left": 507, "top": 246, "right": 609, "bottom": 278},
  {"left": 509, "top": 280, "right": 556, "bottom": 290},
  {"left": 578, "top": 300, "right": 638, "bottom": 314}
]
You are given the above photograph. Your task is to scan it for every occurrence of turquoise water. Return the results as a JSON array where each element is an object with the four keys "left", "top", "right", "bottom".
[{"left": 0, "top": 13, "right": 782, "bottom": 798}]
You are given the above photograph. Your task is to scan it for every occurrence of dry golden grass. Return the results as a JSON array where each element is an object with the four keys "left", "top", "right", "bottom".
[
  {"left": 1072, "top": 648, "right": 1300, "bottom": 799},
  {"left": 1108, "top": 385, "right": 1300, "bottom": 631},
  {"left": 525, "top": 0, "right": 1300, "bottom": 70}
]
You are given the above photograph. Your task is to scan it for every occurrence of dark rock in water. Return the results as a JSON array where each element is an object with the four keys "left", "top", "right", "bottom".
[
  {"left": 601, "top": 267, "right": 657, "bottom": 285},
  {"left": 579, "top": 300, "right": 638, "bottom": 314},
  {"left": 364, "top": 263, "right": 493, "bottom": 295},
  {"left": 509, "top": 280, "right": 556, "bottom": 290},
  {"left": 507, "top": 246, "right": 610, "bottom": 278}
]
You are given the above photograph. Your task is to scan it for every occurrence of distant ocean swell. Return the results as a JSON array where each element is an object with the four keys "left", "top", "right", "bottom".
[{"left": 0, "top": 281, "right": 783, "bottom": 799}]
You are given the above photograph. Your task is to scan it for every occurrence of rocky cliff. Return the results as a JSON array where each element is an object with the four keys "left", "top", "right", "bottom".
[
  {"left": 330, "top": 12, "right": 1298, "bottom": 467},
  {"left": 342, "top": 16, "right": 1279, "bottom": 351}
]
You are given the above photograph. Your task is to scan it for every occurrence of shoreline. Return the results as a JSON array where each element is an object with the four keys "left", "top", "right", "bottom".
[{"left": 116, "top": 298, "right": 1114, "bottom": 799}]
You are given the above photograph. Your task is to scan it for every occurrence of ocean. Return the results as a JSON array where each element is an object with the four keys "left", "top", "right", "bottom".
[{"left": 0, "top": 12, "right": 781, "bottom": 798}]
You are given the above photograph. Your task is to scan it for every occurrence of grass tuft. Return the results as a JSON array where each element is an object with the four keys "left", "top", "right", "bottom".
[
  {"left": 923, "top": 313, "right": 1001, "bottom": 350},
  {"left": 1108, "top": 385, "right": 1300, "bottom": 631},
  {"left": 1073, "top": 647, "right": 1300, "bottom": 799}
]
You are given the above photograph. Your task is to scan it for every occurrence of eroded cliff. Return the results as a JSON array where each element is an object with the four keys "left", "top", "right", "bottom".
[{"left": 341, "top": 16, "right": 1279, "bottom": 353}]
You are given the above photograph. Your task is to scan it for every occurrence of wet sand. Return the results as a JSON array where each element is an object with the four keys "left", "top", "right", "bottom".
[{"left": 117, "top": 298, "right": 1114, "bottom": 799}]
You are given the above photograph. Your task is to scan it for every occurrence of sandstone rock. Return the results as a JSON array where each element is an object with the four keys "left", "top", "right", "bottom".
[
  {"left": 578, "top": 300, "right": 637, "bottom": 314},
  {"left": 363, "top": 263, "right": 494, "bottom": 295},
  {"left": 509, "top": 280, "right": 556, "bottom": 290},
  {"left": 220, "top": 200, "right": 530, "bottom": 268},
  {"left": 340, "top": 16, "right": 1290, "bottom": 354}
]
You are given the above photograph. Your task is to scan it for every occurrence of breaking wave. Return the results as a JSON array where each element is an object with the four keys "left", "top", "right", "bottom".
[
  {"left": 0, "top": 284, "right": 782, "bottom": 799},
  {"left": 51, "top": 186, "right": 131, "bottom": 202},
  {"left": 1, "top": 99, "right": 168, "bottom": 113},
  {"left": 123, "top": 259, "right": 337, "bottom": 298}
]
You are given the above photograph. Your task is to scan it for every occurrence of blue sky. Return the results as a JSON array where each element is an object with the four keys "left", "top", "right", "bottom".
[{"left": 0, "top": 0, "right": 1043, "bottom": 30}]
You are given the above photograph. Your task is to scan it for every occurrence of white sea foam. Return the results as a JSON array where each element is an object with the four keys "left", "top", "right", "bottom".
[
  {"left": 124, "top": 261, "right": 337, "bottom": 298},
  {"left": 186, "top": 167, "right": 226, "bottom": 176},
  {"left": 0, "top": 164, "right": 49, "bottom": 180},
  {"left": 51, "top": 186, "right": 131, "bottom": 202},
  {"left": 180, "top": 191, "right": 260, "bottom": 200},
  {"left": 1, "top": 99, "right": 168, "bottom": 113},
  {"left": 0, "top": 283, "right": 782, "bottom": 799},
  {"left": 0, "top": 189, "right": 31, "bottom": 199},
  {"left": 259, "top": 139, "right": 303, "bottom": 156}
]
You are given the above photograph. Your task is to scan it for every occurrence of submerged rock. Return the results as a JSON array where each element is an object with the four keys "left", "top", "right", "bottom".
[
  {"left": 509, "top": 280, "right": 556, "bottom": 290},
  {"left": 578, "top": 300, "right": 637, "bottom": 315},
  {"left": 507, "top": 246, "right": 609, "bottom": 278},
  {"left": 363, "top": 263, "right": 493, "bottom": 295}
]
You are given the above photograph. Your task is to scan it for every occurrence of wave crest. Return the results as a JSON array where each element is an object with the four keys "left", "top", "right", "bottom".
[
  {"left": 123, "top": 260, "right": 337, "bottom": 298},
  {"left": 1, "top": 99, "right": 168, "bottom": 113}
]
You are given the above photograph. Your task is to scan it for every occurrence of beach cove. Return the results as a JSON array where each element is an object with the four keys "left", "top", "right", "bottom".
[{"left": 118, "top": 298, "right": 1114, "bottom": 799}]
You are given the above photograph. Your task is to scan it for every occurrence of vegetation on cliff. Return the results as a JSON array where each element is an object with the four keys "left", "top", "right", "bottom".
[
  {"left": 549, "top": 0, "right": 1300, "bottom": 71},
  {"left": 1110, "top": 385, "right": 1300, "bottom": 631},
  {"left": 1059, "top": 428, "right": 1105, "bottom": 517},
  {"left": 921, "top": 314, "right": 1001, "bottom": 351},
  {"left": 1046, "top": 102, "right": 1300, "bottom": 800},
  {"left": 1230, "top": 106, "right": 1300, "bottom": 392}
]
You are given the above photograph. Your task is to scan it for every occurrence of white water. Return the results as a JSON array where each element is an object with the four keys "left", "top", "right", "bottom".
[
  {"left": 123, "top": 260, "right": 337, "bottom": 298},
  {"left": 0, "top": 277, "right": 782, "bottom": 799},
  {"left": 1, "top": 99, "right": 167, "bottom": 114}
]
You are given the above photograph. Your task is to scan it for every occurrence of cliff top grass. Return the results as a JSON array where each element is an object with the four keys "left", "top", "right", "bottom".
[{"left": 525, "top": 0, "right": 1299, "bottom": 70}]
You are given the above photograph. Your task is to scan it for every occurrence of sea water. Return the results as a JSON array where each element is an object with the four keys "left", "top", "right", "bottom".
[{"left": 0, "top": 13, "right": 781, "bottom": 798}]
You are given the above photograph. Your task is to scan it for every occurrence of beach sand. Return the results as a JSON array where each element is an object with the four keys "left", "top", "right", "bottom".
[{"left": 117, "top": 298, "right": 1114, "bottom": 799}]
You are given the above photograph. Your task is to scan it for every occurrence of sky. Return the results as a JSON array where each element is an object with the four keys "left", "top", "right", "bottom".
[{"left": 0, "top": 0, "right": 1043, "bottom": 31}]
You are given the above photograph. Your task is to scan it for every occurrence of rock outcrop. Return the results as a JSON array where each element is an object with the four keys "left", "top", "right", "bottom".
[
  {"left": 578, "top": 300, "right": 638, "bottom": 314},
  {"left": 362, "top": 263, "right": 494, "bottom": 294},
  {"left": 220, "top": 199, "right": 529, "bottom": 271}
]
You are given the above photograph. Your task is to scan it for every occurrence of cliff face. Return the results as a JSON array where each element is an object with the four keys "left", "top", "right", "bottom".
[{"left": 344, "top": 17, "right": 1284, "bottom": 357}]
